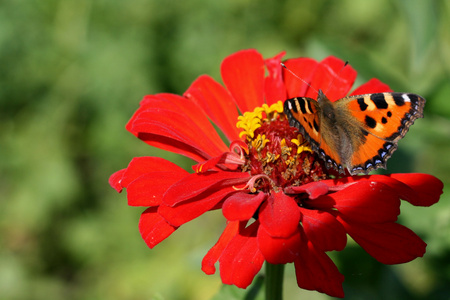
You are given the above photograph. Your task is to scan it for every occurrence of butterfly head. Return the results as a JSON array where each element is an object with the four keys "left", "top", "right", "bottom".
[{"left": 317, "top": 89, "right": 326, "bottom": 103}]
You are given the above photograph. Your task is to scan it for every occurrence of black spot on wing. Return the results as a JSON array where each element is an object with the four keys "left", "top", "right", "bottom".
[
  {"left": 313, "top": 119, "right": 319, "bottom": 132},
  {"left": 381, "top": 117, "right": 387, "bottom": 124},
  {"left": 306, "top": 99, "right": 313, "bottom": 113},
  {"left": 299, "top": 98, "right": 307, "bottom": 114},
  {"left": 387, "top": 111, "right": 392, "bottom": 117},
  {"left": 370, "top": 94, "right": 388, "bottom": 109},
  {"left": 365, "top": 115, "right": 377, "bottom": 129},
  {"left": 408, "top": 94, "right": 419, "bottom": 105},
  {"left": 386, "top": 93, "right": 425, "bottom": 142},
  {"left": 393, "top": 94, "right": 405, "bottom": 106},
  {"left": 357, "top": 97, "right": 368, "bottom": 111}
]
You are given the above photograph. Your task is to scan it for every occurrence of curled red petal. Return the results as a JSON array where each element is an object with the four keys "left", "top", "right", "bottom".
[
  {"left": 300, "top": 208, "right": 347, "bottom": 252},
  {"left": 284, "top": 181, "right": 329, "bottom": 199},
  {"left": 184, "top": 75, "right": 241, "bottom": 142},
  {"left": 283, "top": 57, "right": 318, "bottom": 98},
  {"left": 219, "top": 221, "right": 265, "bottom": 288},
  {"left": 259, "top": 192, "right": 300, "bottom": 238},
  {"left": 192, "top": 154, "right": 225, "bottom": 173},
  {"left": 109, "top": 169, "right": 126, "bottom": 192},
  {"left": 202, "top": 220, "right": 240, "bottom": 275},
  {"left": 337, "top": 216, "right": 427, "bottom": 265},
  {"left": 222, "top": 192, "right": 266, "bottom": 221},
  {"left": 350, "top": 78, "right": 392, "bottom": 95},
  {"left": 257, "top": 225, "right": 302, "bottom": 264},
  {"left": 127, "top": 171, "right": 188, "bottom": 206},
  {"left": 294, "top": 233, "right": 345, "bottom": 298},
  {"left": 163, "top": 170, "right": 250, "bottom": 207},
  {"left": 264, "top": 51, "right": 287, "bottom": 105},
  {"left": 221, "top": 49, "right": 265, "bottom": 113},
  {"left": 192, "top": 151, "right": 243, "bottom": 173},
  {"left": 139, "top": 207, "right": 177, "bottom": 249},
  {"left": 159, "top": 185, "right": 238, "bottom": 227}
]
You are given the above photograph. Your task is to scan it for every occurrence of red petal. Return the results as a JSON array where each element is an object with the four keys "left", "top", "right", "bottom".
[
  {"left": 163, "top": 170, "right": 250, "bottom": 207},
  {"left": 120, "top": 157, "right": 183, "bottom": 187},
  {"left": 388, "top": 173, "right": 443, "bottom": 206},
  {"left": 131, "top": 108, "right": 227, "bottom": 162},
  {"left": 219, "top": 221, "right": 265, "bottom": 288},
  {"left": 294, "top": 234, "right": 345, "bottom": 298},
  {"left": 320, "top": 181, "right": 401, "bottom": 223},
  {"left": 283, "top": 57, "right": 318, "bottom": 98},
  {"left": 300, "top": 208, "right": 347, "bottom": 251},
  {"left": 127, "top": 171, "right": 188, "bottom": 206},
  {"left": 309, "top": 56, "right": 357, "bottom": 101},
  {"left": 109, "top": 169, "right": 126, "bottom": 192},
  {"left": 185, "top": 75, "right": 241, "bottom": 142},
  {"left": 222, "top": 192, "right": 266, "bottom": 221},
  {"left": 127, "top": 94, "right": 227, "bottom": 162},
  {"left": 221, "top": 49, "right": 265, "bottom": 113},
  {"left": 259, "top": 192, "right": 300, "bottom": 238},
  {"left": 284, "top": 181, "right": 329, "bottom": 199},
  {"left": 321, "top": 173, "right": 443, "bottom": 207},
  {"left": 264, "top": 51, "right": 287, "bottom": 105},
  {"left": 158, "top": 185, "right": 238, "bottom": 227},
  {"left": 139, "top": 94, "right": 226, "bottom": 147},
  {"left": 139, "top": 207, "right": 177, "bottom": 249},
  {"left": 350, "top": 78, "right": 392, "bottom": 95},
  {"left": 202, "top": 221, "right": 240, "bottom": 275},
  {"left": 337, "top": 217, "right": 427, "bottom": 264},
  {"left": 257, "top": 225, "right": 302, "bottom": 264}
]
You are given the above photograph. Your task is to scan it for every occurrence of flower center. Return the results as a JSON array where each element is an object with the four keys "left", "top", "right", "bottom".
[{"left": 237, "top": 101, "right": 329, "bottom": 193}]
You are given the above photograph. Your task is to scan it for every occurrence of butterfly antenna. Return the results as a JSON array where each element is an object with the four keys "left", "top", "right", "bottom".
[
  {"left": 324, "top": 61, "right": 348, "bottom": 94},
  {"left": 281, "top": 62, "right": 319, "bottom": 95}
]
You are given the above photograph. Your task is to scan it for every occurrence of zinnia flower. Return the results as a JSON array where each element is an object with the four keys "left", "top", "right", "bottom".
[{"left": 109, "top": 49, "right": 443, "bottom": 298}]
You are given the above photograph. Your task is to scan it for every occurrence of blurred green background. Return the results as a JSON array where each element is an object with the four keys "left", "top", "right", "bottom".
[{"left": 1, "top": 0, "right": 449, "bottom": 299}]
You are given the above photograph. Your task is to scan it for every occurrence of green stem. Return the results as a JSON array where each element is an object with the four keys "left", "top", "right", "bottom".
[{"left": 265, "top": 263, "right": 285, "bottom": 300}]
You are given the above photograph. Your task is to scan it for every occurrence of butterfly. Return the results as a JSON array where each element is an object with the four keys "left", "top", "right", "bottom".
[{"left": 284, "top": 90, "right": 426, "bottom": 175}]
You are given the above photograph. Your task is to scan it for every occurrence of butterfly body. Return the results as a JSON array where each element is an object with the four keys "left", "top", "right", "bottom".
[{"left": 284, "top": 90, "right": 425, "bottom": 175}]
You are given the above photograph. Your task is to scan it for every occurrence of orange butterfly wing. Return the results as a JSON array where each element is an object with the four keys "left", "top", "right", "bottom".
[
  {"left": 284, "top": 97, "right": 345, "bottom": 172},
  {"left": 339, "top": 92, "right": 425, "bottom": 173}
]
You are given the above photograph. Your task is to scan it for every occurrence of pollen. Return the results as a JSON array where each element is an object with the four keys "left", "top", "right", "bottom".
[{"left": 237, "top": 101, "right": 329, "bottom": 193}]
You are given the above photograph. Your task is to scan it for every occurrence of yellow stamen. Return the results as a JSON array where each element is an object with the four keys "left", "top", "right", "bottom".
[
  {"left": 236, "top": 101, "right": 283, "bottom": 140},
  {"left": 291, "top": 135, "right": 312, "bottom": 154},
  {"left": 252, "top": 134, "right": 270, "bottom": 152},
  {"left": 265, "top": 152, "right": 280, "bottom": 163}
]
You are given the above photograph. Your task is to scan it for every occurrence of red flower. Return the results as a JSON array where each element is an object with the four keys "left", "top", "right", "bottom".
[{"left": 109, "top": 49, "right": 443, "bottom": 298}]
